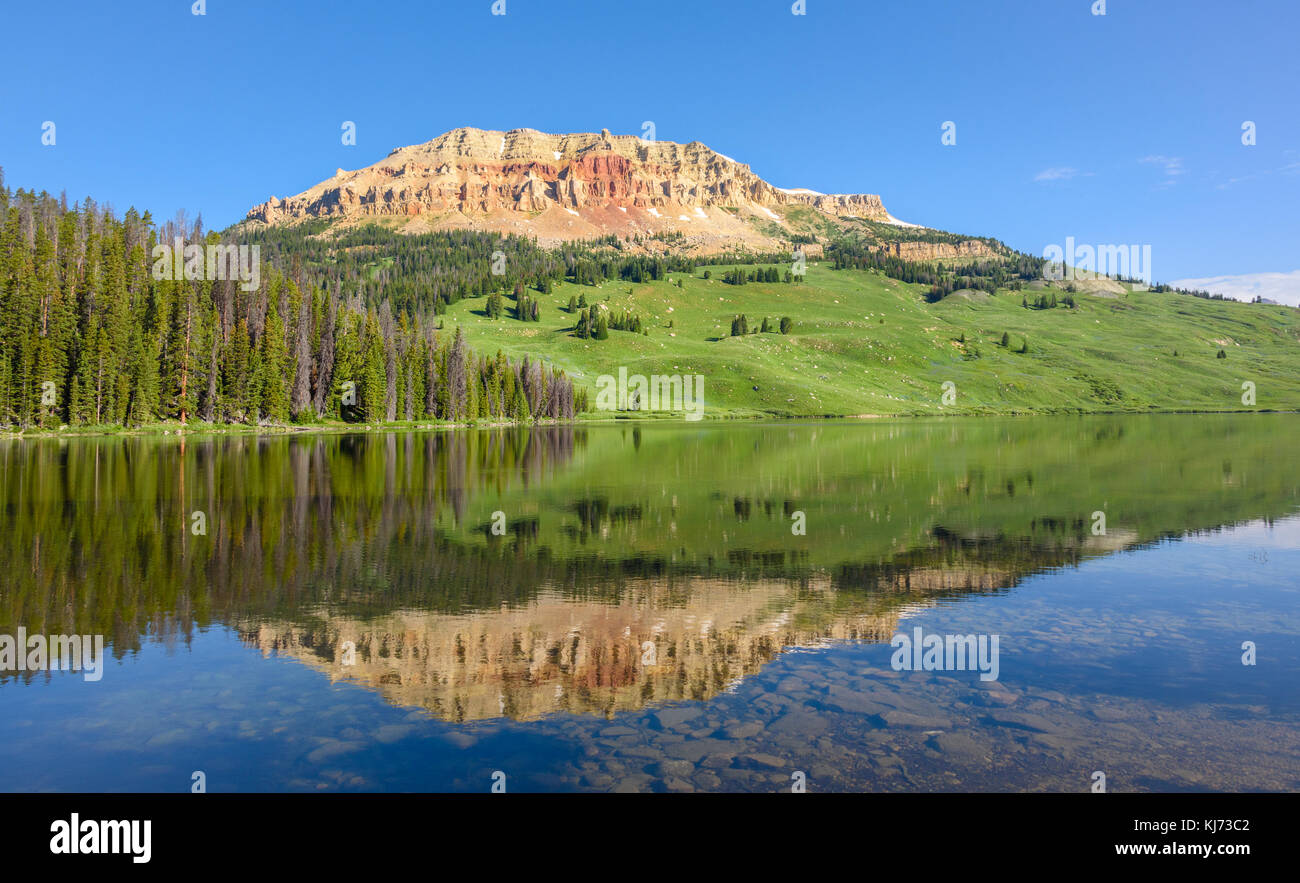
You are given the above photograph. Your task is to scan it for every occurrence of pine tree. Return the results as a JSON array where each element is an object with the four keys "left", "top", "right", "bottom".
[
  {"left": 290, "top": 282, "right": 312, "bottom": 419},
  {"left": 0, "top": 183, "right": 582, "bottom": 429},
  {"left": 257, "top": 285, "right": 291, "bottom": 422},
  {"left": 447, "top": 325, "right": 467, "bottom": 421},
  {"left": 314, "top": 299, "right": 335, "bottom": 417},
  {"left": 360, "top": 311, "right": 386, "bottom": 423}
]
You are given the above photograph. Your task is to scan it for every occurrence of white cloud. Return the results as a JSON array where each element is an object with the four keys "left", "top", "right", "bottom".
[
  {"left": 1033, "top": 166, "right": 1084, "bottom": 182},
  {"left": 1140, "top": 154, "right": 1185, "bottom": 185},
  {"left": 1219, "top": 159, "right": 1300, "bottom": 189},
  {"left": 1168, "top": 270, "right": 1300, "bottom": 307}
]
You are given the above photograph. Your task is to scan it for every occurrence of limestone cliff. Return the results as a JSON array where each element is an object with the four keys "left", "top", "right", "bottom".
[
  {"left": 243, "top": 127, "right": 896, "bottom": 250},
  {"left": 882, "top": 239, "right": 999, "bottom": 261}
]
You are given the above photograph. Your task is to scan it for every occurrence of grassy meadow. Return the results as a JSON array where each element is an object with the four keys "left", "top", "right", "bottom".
[{"left": 436, "top": 263, "right": 1300, "bottom": 418}]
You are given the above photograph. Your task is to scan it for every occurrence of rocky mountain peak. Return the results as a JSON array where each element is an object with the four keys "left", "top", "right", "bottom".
[{"left": 243, "top": 127, "right": 900, "bottom": 250}]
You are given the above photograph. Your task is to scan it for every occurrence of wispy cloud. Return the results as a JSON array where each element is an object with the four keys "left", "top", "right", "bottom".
[
  {"left": 1140, "top": 155, "right": 1185, "bottom": 187},
  {"left": 1219, "top": 170, "right": 1265, "bottom": 189},
  {"left": 1141, "top": 155, "right": 1186, "bottom": 176},
  {"left": 1216, "top": 158, "right": 1300, "bottom": 189},
  {"left": 1033, "top": 166, "right": 1085, "bottom": 183}
]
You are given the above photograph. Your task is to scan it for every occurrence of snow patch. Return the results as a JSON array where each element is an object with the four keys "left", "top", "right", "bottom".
[
  {"left": 678, "top": 214, "right": 691, "bottom": 221},
  {"left": 885, "top": 213, "right": 924, "bottom": 228},
  {"left": 758, "top": 206, "right": 780, "bottom": 220},
  {"left": 647, "top": 207, "right": 661, "bottom": 218},
  {"left": 553, "top": 151, "right": 561, "bottom": 160},
  {"left": 618, "top": 206, "right": 627, "bottom": 212},
  {"left": 693, "top": 206, "right": 708, "bottom": 219},
  {"left": 776, "top": 187, "right": 824, "bottom": 196},
  {"left": 565, "top": 208, "right": 579, "bottom": 216}
]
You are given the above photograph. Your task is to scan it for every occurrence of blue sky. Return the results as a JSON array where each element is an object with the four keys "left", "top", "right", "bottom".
[{"left": 1, "top": 0, "right": 1296, "bottom": 289}]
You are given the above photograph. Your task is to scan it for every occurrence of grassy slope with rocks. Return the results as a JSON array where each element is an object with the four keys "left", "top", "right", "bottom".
[{"left": 436, "top": 262, "right": 1300, "bottom": 418}]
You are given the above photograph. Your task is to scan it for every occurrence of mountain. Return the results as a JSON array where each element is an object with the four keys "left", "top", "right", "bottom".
[
  {"left": 226, "top": 128, "right": 1300, "bottom": 420},
  {"left": 11, "top": 129, "right": 1293, "bottom": 434},
  {"left": 243, "top": 127, "right": 910, "bottom": 251}
]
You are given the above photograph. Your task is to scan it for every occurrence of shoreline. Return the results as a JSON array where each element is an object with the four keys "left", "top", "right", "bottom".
[{"left": 1, "top": 407, "right": 1293, "bottom": 440}]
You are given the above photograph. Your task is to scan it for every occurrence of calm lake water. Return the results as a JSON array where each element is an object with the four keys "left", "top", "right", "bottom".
[{"left": 1, "top": 415, "right": 1298, "bottom": 792}]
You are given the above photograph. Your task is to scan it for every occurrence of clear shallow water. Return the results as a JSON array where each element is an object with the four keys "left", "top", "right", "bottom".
[{"left": 1, "top": 415, "right": 1298, "bottom": 792}]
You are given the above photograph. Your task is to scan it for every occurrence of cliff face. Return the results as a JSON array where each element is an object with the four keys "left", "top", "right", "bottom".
[
  {"left": 243, "top": 127, "right": 893, "bottom": 249},
  {"left": 882, "top": 239, "right": 999, "bottom": 261}
]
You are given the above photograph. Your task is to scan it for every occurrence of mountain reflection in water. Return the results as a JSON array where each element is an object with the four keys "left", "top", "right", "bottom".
[{"left": 2, "top": 415, "right": 1297, "bottom": 728}]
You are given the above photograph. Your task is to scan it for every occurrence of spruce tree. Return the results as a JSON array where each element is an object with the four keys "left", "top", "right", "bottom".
[{"left": 258, "top": 288, "right": 291, "bottom": 423}]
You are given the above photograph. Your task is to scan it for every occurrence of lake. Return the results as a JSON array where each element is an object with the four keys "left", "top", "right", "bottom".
[{"left": 1, "top": 414, "right": 1298, "bottom": 792}]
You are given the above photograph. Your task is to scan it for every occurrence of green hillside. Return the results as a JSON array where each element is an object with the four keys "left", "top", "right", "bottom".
[{"left": 438, "top": 263, "right": 1300, "bottom": 418}]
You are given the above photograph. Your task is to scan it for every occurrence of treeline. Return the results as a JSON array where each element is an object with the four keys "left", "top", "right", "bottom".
[
  {"left": 852, "top": 220, "right": 1006, "bottom": 249},
  {"left": 1150, "top": 283, "right": 1231, "bottom": 301},
  {"left": 827, "top": 233, "right": 1274, "bottom": 308},
  {"left": 250, "top": 223, "right": 816, "bottom": 316},
  {"left": 574, "top": 307, "right": 608, "bottom": 339},
  {"left": 563, "top": 250, "right": 695, "bottom": 286},
  {"left": 249, "top": 222, "right": 707, "bottom": 298},
  {"left": 1023, "top": 292, "right": 1075, "bottom": 310},
  {"left": 0, "top": 178, "right": 580, "bottom": 428},
  {"left": 731, "top": 315, "right": 793, "bottom": 335},
  {"left": 828, "top": 238, "right": 1044, "bottom": 301},
  {"left": 245, "top": 221, "right": 566, "bottom": 315},
  {"left": 720, "top": 266, "right": 795, "bottom": 285},
  {"left": 695, "top": 249, "right": 796, "bottom": 268}
]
